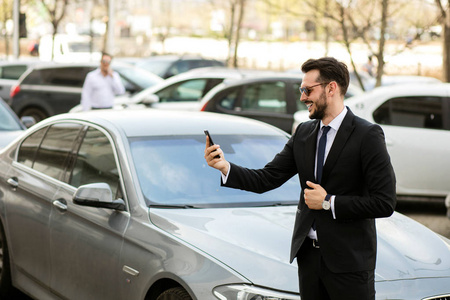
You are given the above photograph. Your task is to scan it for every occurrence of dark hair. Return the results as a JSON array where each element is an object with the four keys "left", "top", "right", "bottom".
[
  {"left": 301, "top": 57, "right": 349, "bottom": 96},
  {"left": 102, "top": 52, "right": 113, "bottom": 59}
]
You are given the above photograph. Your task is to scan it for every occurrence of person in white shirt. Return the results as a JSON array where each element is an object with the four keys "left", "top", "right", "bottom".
[{"left": 81, "top": 52, "right": 125, "bottom": 111}]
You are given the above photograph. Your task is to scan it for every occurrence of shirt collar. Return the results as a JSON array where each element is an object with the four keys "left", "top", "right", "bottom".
[{"left": 320, "top": 106, "right": 348, "bottom": 132}]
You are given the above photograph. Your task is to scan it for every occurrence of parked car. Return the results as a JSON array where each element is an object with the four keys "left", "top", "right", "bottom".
[
  {"left": 293, "top": 83, "right": 450, "bottom": 215},
  {"left": 8, "top": 62, "right": 163, "bottom": 122},
  {"left": 0, "top": 60, "right": 41, "bottom": 102},
  {"left": 0, "top": 110, "right": 449, "bottom": 300},
  {"left": 200, "top": 73, "right": 361, "bottom": 133},
  {"left": 70, "top": 67, "right": 286, "bottom": 112},
  {"left": 0, "top": 97, "right": 34, "bottom": 149},
  {"left": 133, "top": 54, "right": 225, "bottom": 79},
  {"left": 350, "top": 72, "right": 441, "bottom": 91}
]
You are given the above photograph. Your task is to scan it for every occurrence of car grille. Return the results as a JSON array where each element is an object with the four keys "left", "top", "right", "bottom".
[{"left": 422, "top": 296, "right": 450, "bottom": 300}]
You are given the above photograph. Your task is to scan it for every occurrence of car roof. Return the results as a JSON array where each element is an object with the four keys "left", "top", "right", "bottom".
[
  {"left": 346, "top": 82, "right": 450, "bottom": 102},
  {"left": 126, "top": 67, "right": 290, "bottom": 103},
  {"left": 43, "top": 110, "right": 287, "bottom": 138},
  {"left": 22, "top": 61, "right": 136, "bottom": 70}
]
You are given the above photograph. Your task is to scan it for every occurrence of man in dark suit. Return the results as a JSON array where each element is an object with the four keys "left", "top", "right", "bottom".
[{"left": 204, "top": 57, "right": 396, "bottom": 300}]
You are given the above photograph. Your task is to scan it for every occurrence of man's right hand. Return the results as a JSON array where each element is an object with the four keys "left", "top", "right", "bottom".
[{"left": 204, "top": 136, "right": 229, "bottom": 175}]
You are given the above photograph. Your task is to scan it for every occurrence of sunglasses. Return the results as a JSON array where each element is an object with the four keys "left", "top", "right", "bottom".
[
  {"left": 101, "top": 59, "right": 111, "bottom": 64},
  {"left": 299, "top": 82, "right": 330, "bottom": 96}
]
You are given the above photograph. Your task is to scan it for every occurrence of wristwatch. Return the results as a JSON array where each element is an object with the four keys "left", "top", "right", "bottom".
[{"left": 322, "top": 194, "right": 331, "bottom": 210}]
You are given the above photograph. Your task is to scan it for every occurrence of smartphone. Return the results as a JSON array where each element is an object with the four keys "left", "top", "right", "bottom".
[{"left": 204, "top": 130, "right": 220, "bottom": 158}]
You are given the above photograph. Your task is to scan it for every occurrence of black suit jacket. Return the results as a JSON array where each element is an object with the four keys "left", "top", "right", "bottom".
[{"left": 223, "top": 108, "right": 396, "bottom": 273}]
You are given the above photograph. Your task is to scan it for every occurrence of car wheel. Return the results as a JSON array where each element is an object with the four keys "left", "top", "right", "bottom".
[
  {"left": 0, "top": 223, "right": 13, "bottom": 298},
  {"left": 156, "top": 287, "right": 192, "bottom": 300},
  {"left": 20, "top": 107, "right": 48, "bottom": 123}
]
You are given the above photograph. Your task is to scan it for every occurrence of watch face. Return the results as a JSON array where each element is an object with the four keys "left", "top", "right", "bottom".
[{"left": 322, "top": 201, "right": 331, "bottom": 210}]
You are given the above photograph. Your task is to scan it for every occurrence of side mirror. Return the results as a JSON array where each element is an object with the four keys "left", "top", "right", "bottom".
[
  {"left": 141, "top": 94, "right": 160, "bottom": 105},
  {"left": 21, "top": 116, "right": 36, "bottom": 128},
  {"left": 73, "top": 182, "right": 126, "bottom": 211}
]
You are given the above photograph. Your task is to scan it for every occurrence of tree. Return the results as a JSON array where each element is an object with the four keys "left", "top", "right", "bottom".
[
  {"left": 435, "top": 0, "right": 450, "bottom": 82},
  {"left": 210, "top": 0, "right": 247, "bottom": 67},
  {"left": 0, "top": 0, "right": 13, "bottom": 57},
  {"left": 37, "top": 0, "right": 69, "bottom": 60}
]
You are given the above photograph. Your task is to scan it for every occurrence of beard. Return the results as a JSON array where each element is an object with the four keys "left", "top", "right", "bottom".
[{"left": 309, "top": 89, "right": 327, "bottom": 120}]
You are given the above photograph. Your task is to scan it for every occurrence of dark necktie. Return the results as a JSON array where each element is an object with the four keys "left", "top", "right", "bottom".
[
  {"left": 312, "top": 126, "right": 331, "bottom": 231},
  {"left": 316, "top": 126, "right": 331, "bottom": 184}
]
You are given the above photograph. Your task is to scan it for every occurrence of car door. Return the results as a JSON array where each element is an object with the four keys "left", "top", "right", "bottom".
[
  {"left": 234, "top": 80, "right": 293, "bottom": 133},
  {"left": 49, "top": 125, "right": 129, "bottom": 300},
  {"left": 3, "top": 122, "right": 82, "bottom": 291},
  {"left": 372, "top": 95, "right": 450, "bottom": 196},
  {"left": 41, "top": 67, "right": 93, "bottom": 115}
]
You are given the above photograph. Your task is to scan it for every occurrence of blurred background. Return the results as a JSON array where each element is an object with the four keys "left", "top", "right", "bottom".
[{"left": 0, "top": 0, "right": 448, "bottom": 83}]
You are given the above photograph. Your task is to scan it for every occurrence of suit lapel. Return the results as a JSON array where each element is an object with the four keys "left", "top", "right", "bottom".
[{"left": 321, "top": 109, "right": 355, "bottom": 184}]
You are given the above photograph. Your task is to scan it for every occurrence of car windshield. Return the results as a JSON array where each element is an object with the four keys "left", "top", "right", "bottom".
[
  {"left": 0, "top": 101, "right": 22, "bottom": 131},
  {"left": 137, "top": 60, "right": 173, "bottom": 77},
  {"left": 113, "top": 65, "right": 162, "bottom": 89},
  {"left": 130, "top": 134, "right": 300, "bottom": 208}
]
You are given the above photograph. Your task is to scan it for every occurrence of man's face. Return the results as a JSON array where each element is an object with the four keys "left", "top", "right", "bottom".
[
  {"left": 300, "top": 70, "right": 329, "bottom": 120},
  {"left": 100, "top": 55, "right": 112, "bottom": 72}
]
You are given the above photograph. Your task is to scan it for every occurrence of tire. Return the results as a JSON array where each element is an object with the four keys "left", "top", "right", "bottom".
[
  {"left": 0, "top": 223, "right": 13, "bottom": 298},
  {"left": 20, "top": 107, "right": 48, "bottom": 123},
  {"left": 156, "top": 287, "right": 192, "bottom": 300}
]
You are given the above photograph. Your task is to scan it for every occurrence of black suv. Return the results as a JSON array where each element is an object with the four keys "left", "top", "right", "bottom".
[{"left": 9, "top": 62, "right": 163, "bottom": 122}]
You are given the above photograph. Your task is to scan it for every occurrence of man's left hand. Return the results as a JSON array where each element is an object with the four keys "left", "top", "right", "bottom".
[{"left": 304, "top": 181, "right": 327, "bottom": 210}]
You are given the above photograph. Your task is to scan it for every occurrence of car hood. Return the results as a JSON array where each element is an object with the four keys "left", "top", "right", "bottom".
[
  {"left": 0, "top": 131, "right": 23, "bottom": 149},
  {"left": 149, "top": 207, "right": 450, "bottom": 294}
]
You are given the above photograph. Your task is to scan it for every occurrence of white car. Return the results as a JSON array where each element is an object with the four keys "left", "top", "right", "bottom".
[
  {"left": 70, "top": 67, "right": 286, "bottom": 113},
  {"left": 292, "top": 83, "right": 450, "bottom": 215}
]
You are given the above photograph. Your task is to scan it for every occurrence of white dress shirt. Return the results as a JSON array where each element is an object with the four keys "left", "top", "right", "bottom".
[
  {"left": 307, "top": 106, "right": 347, "bottom": 240},
  {"left": 81, "top": 68, "right": 125, "bottom": 111}
]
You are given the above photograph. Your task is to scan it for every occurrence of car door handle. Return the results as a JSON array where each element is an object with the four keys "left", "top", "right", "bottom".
[
  {"left": 53, "top": 200, "right": 68, "bottom": 212},
  {"left": 7, "top": 177, "right": 19, "bottom": 188}
]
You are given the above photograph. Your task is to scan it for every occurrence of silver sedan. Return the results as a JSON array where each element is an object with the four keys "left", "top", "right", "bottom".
[{"left": 0, "top": 110, "right": 449, "bottom": 299}]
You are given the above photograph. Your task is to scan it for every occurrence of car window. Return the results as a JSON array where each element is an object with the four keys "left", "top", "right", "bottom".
[
  {"left": 17, "top": 127, "right": 48, "bottom": 168},
  {"left": 23, "top": 67, "right": 93, "bottom": 87},
  {"left": 137, "top": 60, "right": 172, "bottom": 77},
  {"left": 373, "top": 96, "right": 445, "bottom": 130},
  {"left": 0, "top": 65, "right": 28, "bottom": 80},
  {"left": 292, "top": 82, "right": 305, "bottom": 111},
  {"left": 69, "top": 127, "right": 122, "bottom": 199},
  {"left": 170, "top": 60, "right": 190, "bottom": 76},
  {"left": 0, "top": 100, "right": 22, "bottom": 131},
  {"left": 33, "top": 123, "right": 83, "bottom": 180},
  {"left": 218, "top": 87, "right": 241, "bottom": 110},
  {"left": 17, "top": 123, "right": 83, "bottom": 180},
  {"left": 113, "top": 65, "right": 162, "bottom": 89},
  {"left": 156, "top": 79, "right": 207, "bottom": 102},
  {"left": 240, "top": 81, "right": 287, "bottom": 113}
]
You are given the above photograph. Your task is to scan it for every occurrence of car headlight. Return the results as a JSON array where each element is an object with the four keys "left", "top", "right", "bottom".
[{"left": 213, "top": 284, "right": 300, "bottom": 300}]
